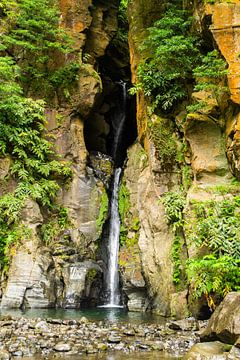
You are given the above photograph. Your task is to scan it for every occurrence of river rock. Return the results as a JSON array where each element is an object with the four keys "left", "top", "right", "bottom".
[
  {"left": 54, "top": 342, "right": 71, "bottom": 352},
  {"left": 168, "top": 318, "right": 199, "bottom": 331},
  {"left": 183, "top": 341, "right": 230, "bottom": 359},
  {"left": 107, "top": 335, "right": 122, "bottom": 343},
  {"left": 201, "top": 292, "right": 240, "bottom": 344},
  {"left": 35, "top": 321, "right": 49, "bottom": 332},
  {"left": 0, "top": 350, "right": 10, "bottom": 360},
  {"left": 228, "top": 345, "right": 240, "bottom": 359}
]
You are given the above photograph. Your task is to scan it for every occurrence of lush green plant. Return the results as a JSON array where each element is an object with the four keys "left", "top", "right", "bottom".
[
  {"left": 189, "top": 198, "right": 240, "bottom": 257},
  {"left": 186, "top": 197, "right": 240, "bottom": 308},
  {"left": 41, "top": 206, "right": 69, "bottom": 245},
  {"left": 148, "top": 117, "right": 177, "bottom": 166},
  {"left": 171, "top": 235, "right": 182, "bottom": 285},
  {"left": 96, "top": 190, "right": 109, "bottom": 234},
  {"left": 131, "top": 6, "right": 200, "bottom": 111},
  {"left": 187, "top": 50, "right": 228, "bottom": 113},
  {"left": 0, "top": 0, "right": 71, "bottom": 261},
  {"left": 186, "top": 255, "right": 240, "bottom": 310},
  {"left": 1, "top": 0, "right": 73, "bottom": 94},
  {"left": 162, "top": 191, "right": 186, "bottom": 286},
  {"left": 162, "top": 191, "right": 185, "bottom": 229},
  {"left": 0, "top": 224, "right": 32, "bottom": 272}
]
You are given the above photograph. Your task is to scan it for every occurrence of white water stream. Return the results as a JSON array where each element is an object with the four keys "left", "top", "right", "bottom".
[
  {"left": 106, "top": 167, "right": 122, "bottom": 306},
  {"left": 104, "top": 82, "right": 127, "bottom": 307}
]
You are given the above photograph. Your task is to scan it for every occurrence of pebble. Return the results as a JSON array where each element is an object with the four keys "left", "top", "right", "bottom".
[
  {"left": 0, "top": 315, "right": 201, "bottom": 358},
  {"left": 54, "top": 342, "right": 71, "bottom": 352}
]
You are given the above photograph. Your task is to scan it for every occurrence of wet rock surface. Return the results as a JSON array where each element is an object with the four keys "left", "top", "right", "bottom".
[
  {"left": 201, "top": 292, "right": 240, "bottom": 344},
  {"left": 0, "top": 316, "right": 201, "bottom": 358}
]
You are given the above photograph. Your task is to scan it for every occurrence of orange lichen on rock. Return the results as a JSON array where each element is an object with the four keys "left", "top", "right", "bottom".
[{"left": 206, "top": 2, "right": 240, "bottom": 104}]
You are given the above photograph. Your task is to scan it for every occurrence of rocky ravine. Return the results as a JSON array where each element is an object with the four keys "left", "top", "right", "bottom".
[{"left": 0, "top": 316, "right": 200, "bottom": 359}]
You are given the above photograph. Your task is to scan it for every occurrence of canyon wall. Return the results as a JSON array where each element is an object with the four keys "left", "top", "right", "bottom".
[{"left": 1, "top": 0, "right": 240, "bottom": 317}]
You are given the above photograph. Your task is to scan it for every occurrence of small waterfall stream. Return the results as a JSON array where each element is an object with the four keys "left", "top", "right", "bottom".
[
  {"left": 106, "top": 167, "right": 122, "bottom": 306},
  {"left": 104, "top": 81, "right": 127, "bottom": 307}
]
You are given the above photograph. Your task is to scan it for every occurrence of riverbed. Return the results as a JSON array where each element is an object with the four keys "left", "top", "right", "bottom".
[{"left": 0, "top": 308, "right": 202, "bottom": 360}]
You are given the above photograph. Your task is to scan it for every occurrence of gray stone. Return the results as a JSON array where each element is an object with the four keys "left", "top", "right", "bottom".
[
  {"left": 107, "top": 335, "right": 122, "bottom": 343},
  {"left": 0, "top": 350, "right": 10, "bottom": 360},
  {"left": 54, "top": 343, "right": 71, "bottom": 352},
  {"left": 201, "top": 292, "right": 240, "bottom": 344},
  {"left": 62, "top": 261, "right": 102, "bottom": 308},
  {"left": 228, "top": 345, "right": 240, "bottom": 359},
  {"left": 169, "top": 318, "right": 199, "bottom": 331},
  {"left": 35, "top": 321, "right": 49, "bottom": 332},
  {"left": 183, "top": 342, "right": 230, "bottom": 360}
]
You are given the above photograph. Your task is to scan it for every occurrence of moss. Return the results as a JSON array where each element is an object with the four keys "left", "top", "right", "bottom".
[
  {"left": 96, "top": 189, "right": 109, "bottom": 234},
  {"left": 118, "top": 182, "right": 140, "bottom": 247},
  {"left": 148, "top": 117, "right": 177, "bottom": 167},
  {"left": 0, "top": 224, "right": 32, "bottom": 273},
  {"left": 118, "top": 183, "right": 130, "bottom": 224},
  {"left": 86, "top": 268, "right": 97, "bottom": 281}
]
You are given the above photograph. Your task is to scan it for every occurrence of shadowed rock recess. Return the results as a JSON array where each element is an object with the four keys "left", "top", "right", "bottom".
[{"left": 0, "top": 0, "right": 240, "bottom": 327}]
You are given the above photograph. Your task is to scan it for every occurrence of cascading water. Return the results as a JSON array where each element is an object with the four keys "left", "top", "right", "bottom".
[
  {"left": 106, "top": 167, "right": 122, "bottom": 306},
  {"left": 103, "top": 81, "right": 127, "bottom": 307}
]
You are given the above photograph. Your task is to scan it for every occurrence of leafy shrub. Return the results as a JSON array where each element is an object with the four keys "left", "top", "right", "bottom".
[
  {"left": 148, "top": 117, "right": 177, "bottom": 166},
  {"left": 162, "top": 191, "right": 186, "bottom": 286},
  {"left": 186, "top": 197, "right": 240, "bottom": 309},
  {"left": 162, "top": 191, "right": 185, "bottom": 229},
  {"left": 131, "top": 6, "right": 200, "bottom": 111},
  {"left": 187, "top": 50, "right": 228, "bottom": 113},
  {"left": 187, "top": 255, "right": 240, "bottom": 310}
]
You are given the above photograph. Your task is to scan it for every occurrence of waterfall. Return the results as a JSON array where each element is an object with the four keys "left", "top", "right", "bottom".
[
  {"left": 103, "top": 81, "right": 127, "bottom": 307},
  {"left": 106, "top": 167, "right": 122, "bottom": 306}
]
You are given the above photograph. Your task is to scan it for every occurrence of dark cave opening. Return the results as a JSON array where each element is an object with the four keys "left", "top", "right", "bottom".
[{"left": 83, "top": 78, "right": 137, "bottom": 168}]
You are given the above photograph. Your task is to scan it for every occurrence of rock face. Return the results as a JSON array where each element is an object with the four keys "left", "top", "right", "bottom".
[
  {"left": 0, "top": 0, "right": 119, "bottom": 309},
  {"left": 121, "top": 143, "right": 177, "bottom": 315},
  {"left": 125, "top": 0, "right": 240, "bottom": 318},
  {"left": 183, "top": 341, "right": 230, "bottom": 360},
  {"left": 62, "top": 261, "right": 102, "bottom": 308},
  {"left": 201, "top": 292, "right": 240, "bottom": 344},
  {"left": 1, "top": 200, "right": 56, "bottom": 309},
  {"left": 205, "top": 1, "right": 240, "bottom": 104}
]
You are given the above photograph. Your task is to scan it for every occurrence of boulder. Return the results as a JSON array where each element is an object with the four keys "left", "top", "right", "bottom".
[
  {"left": 201, "top": 292, "right": 240, "bottom": 344},
  {"left": 183, "top": 341, "right": 230, "bottom": 360}
]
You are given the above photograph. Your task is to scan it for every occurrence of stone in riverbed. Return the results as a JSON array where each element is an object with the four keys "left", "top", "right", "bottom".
[
  {"left": 54, "top": 342, "right": 71, "bottom": 352},
  {"left": 183, "top": 341, "right": 230, "bottom": 359},
  {"left": 168, "top": 318, "right": 199, "bottom": 331},
  {"left": 228, "top": 345, "right": 240, "bottom": 359},
  {"left": 0, "top": 350, "right": 10, "bottom": 360},
  {"left": 201, "top": 292, "right": 240, "bottom": 344},
  {"left": 107, "top": 335, "right": 122, "bottom": 343}
]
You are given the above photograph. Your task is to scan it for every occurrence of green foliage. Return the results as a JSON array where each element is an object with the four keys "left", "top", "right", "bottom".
[
  {"left": 0, "top": 224, "right": 32, "bottom": 272},
  {"left": 181, "top": 165, "right": 192, "bottom": 192},
  {"left": 118, "top": 183, "right": 140, "bottom": 247},
  {"left": 171, "top": 235, "right": 182, "bottom": 285},
  {"left": 1, "top": 0, "right": 73, "bottom": 94},
  {"left": 41, "top": 206, "right": 70, "bottom": 245},
  {"left": 96, "top": 190, "right": 109, "bottom": 234},
  {"left": 186, "top": 255, "right": 240, "bottom": 310},
  {"left": 0, "top": 3, "right": 72, "bottom": 268},
  {"left": 148, "top": 117, "right": 177, "bottom": 166},
  {"left": 132, "top": 6, "right": 200, "bottom": 112},
  {"left": 162, "top": 191, "right": 186, "bottom": 286},
  {"left": 189, "top": 198, "right": 240, "bottom": 257},
  {"left": 162, "top": 191, "right": 185, "bottom": 229},
  {"left": 118, "top": 183, "right": 130, "bottom": 224},
  {"left": 187, "top": 50, "right": 228, "bottom": 113},
  {"left": 186, "top": 197, "right": 240, "bottom": 308}
]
